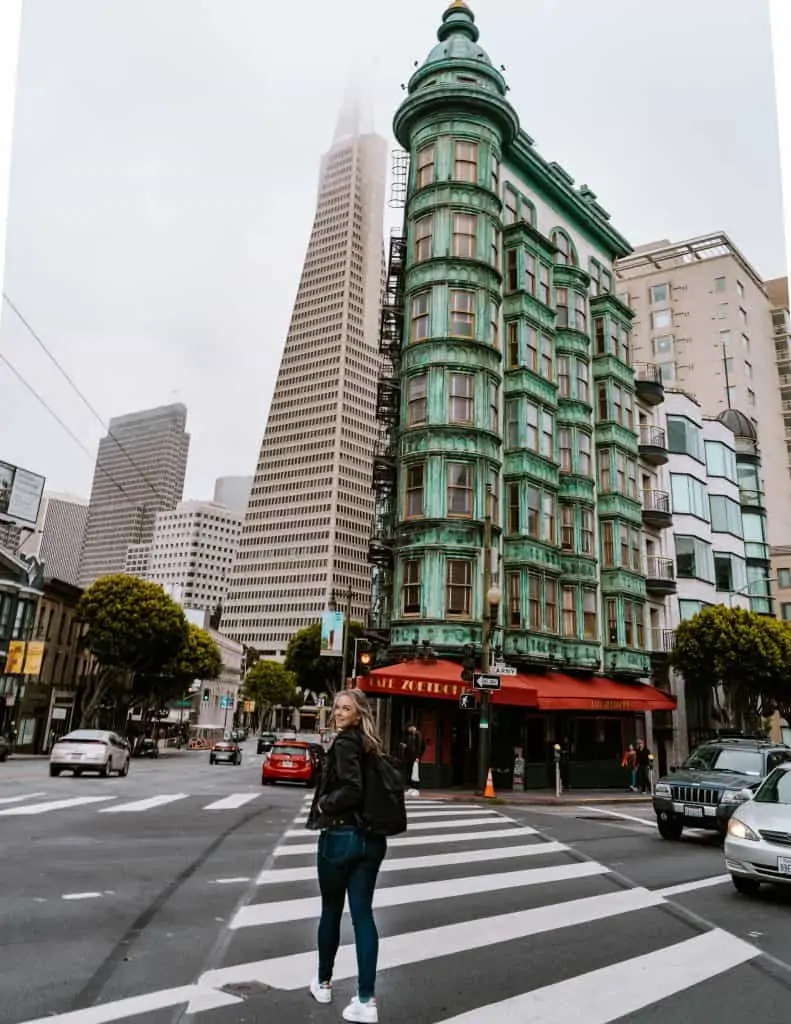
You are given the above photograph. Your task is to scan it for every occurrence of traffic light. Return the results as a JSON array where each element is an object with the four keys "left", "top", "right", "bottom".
[
  {"left": 459, "top": 693, "right": 476, "bottom": 711},
  {"left": 357, "top": 639, "right": 373, "bottom": 676},
  {"left": 202, "top": 688, "right": 210, "bottom": 703},
  {"left": 461, "top": 644, "right": 476, "bottom": 683}
]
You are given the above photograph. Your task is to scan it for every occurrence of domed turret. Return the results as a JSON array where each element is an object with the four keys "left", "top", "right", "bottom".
[{"left": 717, "top": 408, "right": 757, "bottom": 441}]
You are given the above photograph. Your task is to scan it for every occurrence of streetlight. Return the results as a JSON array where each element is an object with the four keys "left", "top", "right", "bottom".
[
  {"left": 727, "top": 577, "right": 776, "bottom": 608},
  {"left": 476, "top": 485, "right": 502, "bottom": 794}
]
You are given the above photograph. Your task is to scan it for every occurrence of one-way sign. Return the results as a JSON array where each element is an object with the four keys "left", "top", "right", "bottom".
[{"left": 473, "top": 673, "right": 501, "bottom": 691}]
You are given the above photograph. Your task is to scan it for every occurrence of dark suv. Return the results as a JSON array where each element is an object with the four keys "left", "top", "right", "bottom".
[{"left": 653, "top": 737, "right": 791, "bottom": 840}]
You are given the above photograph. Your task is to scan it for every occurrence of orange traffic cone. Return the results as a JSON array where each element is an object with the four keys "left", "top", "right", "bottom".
[{"left": 484, "top": 768, "right": 496, "bottom": 799}]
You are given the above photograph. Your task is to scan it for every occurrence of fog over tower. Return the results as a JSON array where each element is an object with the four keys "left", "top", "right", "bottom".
[{"left": 221, "top": 89, "right": 387, "bottom": 655}]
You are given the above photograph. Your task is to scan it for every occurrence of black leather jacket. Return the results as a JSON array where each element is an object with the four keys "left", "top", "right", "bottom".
[{"left": 306, "top": 727, "right": 364, "bottom": 831}]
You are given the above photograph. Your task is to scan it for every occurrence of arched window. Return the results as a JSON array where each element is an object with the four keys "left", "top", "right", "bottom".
[{"left": 550, "top": 229, "right": 578, "bottom": 267}]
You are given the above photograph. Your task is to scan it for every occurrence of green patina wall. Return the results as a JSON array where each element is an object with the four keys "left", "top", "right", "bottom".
[{"left": 381, "top": 1, "right": 663, "bottom": 680}]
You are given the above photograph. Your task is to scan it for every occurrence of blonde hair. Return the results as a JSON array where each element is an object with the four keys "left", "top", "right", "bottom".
[{"left": 335, "top": 688, "right": 382, "bottom": 756}]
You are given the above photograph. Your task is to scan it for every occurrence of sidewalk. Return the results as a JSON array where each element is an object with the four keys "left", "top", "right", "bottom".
[{"left": 418, "top": 787, "right": 653, "bottom": 806}]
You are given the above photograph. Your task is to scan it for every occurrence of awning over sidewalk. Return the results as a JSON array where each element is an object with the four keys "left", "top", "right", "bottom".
[
  {"left": 530, "top": 672, "right": 676, "bottom": 712},
  {"left": 358, "top": 659, "right": 538, "bottom": 707},
  {"left": 358, "top": 660, "right": 675, "bottom": 713}
]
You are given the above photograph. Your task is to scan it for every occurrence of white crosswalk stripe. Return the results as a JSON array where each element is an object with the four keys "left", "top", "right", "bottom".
[
  {"left": 202, "top": 793, "right": 260, "bottom": 810},
  {"left": 0, "top": 795, "right": 116, "bottom": 816},
  {"left": 99, "top": 794, "right": 189, "bottom": 814}
]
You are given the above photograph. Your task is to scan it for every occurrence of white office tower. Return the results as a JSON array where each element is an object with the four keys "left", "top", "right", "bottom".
[
  {"left": 213, "top": 476, "right": 253, "bottom": 516},
  {"left": 221, "top": 92, "right": 387, "bottom": 656}
]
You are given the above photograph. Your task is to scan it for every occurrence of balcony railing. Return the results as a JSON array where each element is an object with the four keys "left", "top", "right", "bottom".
[
  {"left": 646, "top": 556, "right": 675, "bottom": 582},
  {"left": 639, "top": 425, "right": 667, "bottom": 449},
  {"left": 633, "top": 363, "right": 663, "bottom": 385},
  {"left": 642, "top": 490, "right": 671, "bottom": 514},
  {"left": 650, "top": 627, "right": 676, "bottom": 654}
]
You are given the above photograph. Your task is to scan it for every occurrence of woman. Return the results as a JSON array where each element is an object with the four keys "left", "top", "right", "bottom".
[{"left": 306, "top": 688, "right": 386, "bottom": 1024}]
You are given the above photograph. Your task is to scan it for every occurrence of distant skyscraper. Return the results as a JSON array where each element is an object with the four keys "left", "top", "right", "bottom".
[
  {"left": 19, "top": 492, "right": 88, "bottom": 586},
  {"left": 79, "top": 404, "right": 190, "bottom": 587},
  {"left": 126, "top": 500, "right": 241, "bottom": 615},
  {"left": 221, "top": 92, "right": 387, "bottom": 655},
  {"left": 213, "top": 476, "right": 252, "bottom": 515}
]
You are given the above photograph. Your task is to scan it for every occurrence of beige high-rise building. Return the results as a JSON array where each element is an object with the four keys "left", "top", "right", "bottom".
[
  {"left": 79, "top": 404, "right": 190, "bottom": 587},
  {"left": 615, "top": 234, "right": 791, "bottom": 547},
  {"left": 220, "top": 95, "right": 387, "bottom": 656}
]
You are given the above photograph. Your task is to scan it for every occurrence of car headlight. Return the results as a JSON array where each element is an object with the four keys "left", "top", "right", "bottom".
[
  {"left": 654, "top": 783, "right": 671, "bottom": 798},
  {"left": 720, "top": 790, "right": 748, "bottom": 805},
  {"left": 727, "top": 817, "right": 759, "bottom": 841}
]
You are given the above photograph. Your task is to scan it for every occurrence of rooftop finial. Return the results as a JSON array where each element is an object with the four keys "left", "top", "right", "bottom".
[{"left": 438, "top": 0, "right": 479, "bottom": 44}]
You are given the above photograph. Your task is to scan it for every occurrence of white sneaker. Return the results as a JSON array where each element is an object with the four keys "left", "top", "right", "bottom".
[
  {"left": 406, "top": 788, "right": 420, "bottom": 797},
  {"left": 342, "top": 996, "right": 378, "bottom": 1022},
  {"left": 309, "top": 977, "right": 332, "bottom": 1004}
]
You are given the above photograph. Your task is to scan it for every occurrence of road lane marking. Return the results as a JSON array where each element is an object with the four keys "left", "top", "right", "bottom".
[
  {"left": 0, "top": 791, "right": 46, "bottom": 805},
  {"left": 201, "top": 886, "right": 665, "bottom": 991},
  {"left": 232, "top": 861, "right": 607, "bottom": 928},
  {"left": 202, "top": 793, "right": 259, "bottom": 810},
  {"left": 579, "top": 805, "right": 656, "bottom": 828},
  {"left": 273, "top": 825, "right": 535, "bottom": 856},
  {"left": 282, "top": 815, "right": 506, "bottom": 838},
  {"left": 403, "top": 808, "right": 501, "bottom": 818},
  {"left": 257, "top": 841, "right": 568, "bottom": 885},
  {"left": 0, "top": 796, "right": 116, "bottom": 816},
  {"left": 213, "top": 877, "right": 251, "bottom": 885},
  {"left": 658, "top": 874, "right": 731, "bottom": 897},
  {"left": 434, "top": 929, "right": 758, "bottom": 1022},
  {"left": 62, "top": 892, "right": 102, "bottom": 901},
  {"left": 99, "top": 794, "right": 189, "bottom": 813},
  {"left": 14, "top": 984, "right": 242, "bottom": 1024}
]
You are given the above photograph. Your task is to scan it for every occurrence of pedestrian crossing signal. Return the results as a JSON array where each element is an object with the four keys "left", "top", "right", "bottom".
[{"left": 459, "top": 693, "right": 476, "bottom": 711}]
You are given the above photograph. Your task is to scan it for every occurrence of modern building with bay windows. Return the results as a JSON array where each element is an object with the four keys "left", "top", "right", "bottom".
[
  {"left": 361, "top": 1, "right": 675, "bottom": 789},
  {"left": 659, "top": 391, "right": 772, "bottom": 763}
]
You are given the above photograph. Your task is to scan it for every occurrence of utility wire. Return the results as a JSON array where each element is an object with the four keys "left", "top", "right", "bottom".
[
  {"left": 0, "top": 349, "right": 149, "bottom": 515},
  {"left": 2, "top": 293, "right": 171, "bottom": 504}
]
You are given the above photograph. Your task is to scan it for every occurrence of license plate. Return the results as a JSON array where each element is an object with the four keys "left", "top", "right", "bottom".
[
  {"left": 684, "top": 805, "right": 704, "bottom": 818},
  {"left": 282, "top": 761, "right": 293, "bottom": 768},
  {"left": 778, "top": 857, "right": 791, "bottom": 875}
]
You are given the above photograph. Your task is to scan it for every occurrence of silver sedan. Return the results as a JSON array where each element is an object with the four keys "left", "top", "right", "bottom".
[
  {"left": 50, "top": 729, "right": 131, "bottom": 778},
  {"left": 724, "top": 763, "right": 791, "bottom": 895}
]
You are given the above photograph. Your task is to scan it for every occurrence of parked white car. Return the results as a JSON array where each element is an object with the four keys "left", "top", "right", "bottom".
[
  {"left": 724, "top": 762, "right": 791, "bottom": 895},
  {"left": 50, "top": 730, "right": 130, "bottom": 778}
]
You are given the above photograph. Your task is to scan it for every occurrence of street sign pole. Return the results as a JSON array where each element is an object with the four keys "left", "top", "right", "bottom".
[{"left": 477, "top": 487, "right": 493, "bottom": 795}]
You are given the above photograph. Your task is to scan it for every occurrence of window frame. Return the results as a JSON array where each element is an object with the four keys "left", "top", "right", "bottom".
[
  {"left": 402, "top": 559, "right": 421, "bottom": 615},
  {"left": 446, "top": 559, "right": 473, "bottom": 616}
]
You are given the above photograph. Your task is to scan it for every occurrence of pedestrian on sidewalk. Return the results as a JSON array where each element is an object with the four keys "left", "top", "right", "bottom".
[
  {"left": 306, "top": 688, "right": 387, "bottom": 1023},
  {"left": 622, "top": 744, "right": 637, "bottom": 791},
  {"left": 559, "top": 737, "right": 571, "bottom": 792},
  {"left": 400, "top": 723, "right": 425, "bottom": 796},
  {"left": 635, "top": 739, "right": 652, "bottom": 794}
]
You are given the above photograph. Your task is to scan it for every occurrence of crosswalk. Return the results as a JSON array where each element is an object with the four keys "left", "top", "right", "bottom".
[
  {"left": 191, "top": 795, "right": 763, "bottom": 1023},
  {"left": 0, "top": 790, "right": 271, "bottom": 818}
]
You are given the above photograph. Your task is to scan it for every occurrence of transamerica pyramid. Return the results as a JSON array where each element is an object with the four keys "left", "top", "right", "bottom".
[{"left": 220, "top": 88, "right": 387, "bottom": 657}]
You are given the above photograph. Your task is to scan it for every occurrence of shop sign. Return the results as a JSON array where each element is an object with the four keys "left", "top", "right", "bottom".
[
  {"left": 365, "top": 676, "right": 466, "bottom": 700},
  {"left": 588, "top": 699, "right": 634, "bottom": 711}
]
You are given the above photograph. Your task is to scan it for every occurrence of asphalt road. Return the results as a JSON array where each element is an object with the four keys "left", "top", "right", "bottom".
[{"left": 2, "top": 756, "right": 791, "bottom": 1024}]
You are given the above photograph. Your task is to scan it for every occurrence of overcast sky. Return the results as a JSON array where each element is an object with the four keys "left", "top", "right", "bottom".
[{"left": 0, "top": 0, "right": 785, "bottom": 503}]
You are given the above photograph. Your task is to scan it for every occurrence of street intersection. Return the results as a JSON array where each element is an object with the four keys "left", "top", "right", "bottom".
[{"left": 1, "top": 743, "right": 790, "bottom": 1023}]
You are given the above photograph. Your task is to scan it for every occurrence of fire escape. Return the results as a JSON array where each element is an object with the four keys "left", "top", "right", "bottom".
[{"left": 368, "top": 227, "right": 406, "bottom": 637}]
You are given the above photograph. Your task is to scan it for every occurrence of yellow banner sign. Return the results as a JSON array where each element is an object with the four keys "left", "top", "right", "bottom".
[
  {"left": 23, "top": 641, "right": 45, "bottom": 677},
  {"left": 4, "top": 641, "right": 26, "bottom": 674}
]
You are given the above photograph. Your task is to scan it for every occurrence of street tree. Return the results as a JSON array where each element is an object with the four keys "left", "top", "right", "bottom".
[
  {"left": 76, "top": 574, "right": 189, "bottom": 726},
  {"left": 284, "top": 620, "right": 365, "bottom": 695},
  {"left": 242, "top": 659, "right": 297, "bottom": 731},
  {"left": 671, "top": 604, "right": 791, "bottom": 727},
  {"left": 133, "top": 624, "right": 223, "bottom": 716}
]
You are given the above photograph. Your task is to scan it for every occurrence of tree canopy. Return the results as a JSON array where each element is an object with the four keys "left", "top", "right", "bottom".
[
  {"left": 671, "top": 605, "right": 791, "bottom": 725},
  {"left": 284, "top": 620, "right": 365, "bottom": 695},
  {"left": 242, "top": 659, "right": 297, "bottom": 730},
  {"left": 76, "top": 574, "right": 190, "bottom": 726}
]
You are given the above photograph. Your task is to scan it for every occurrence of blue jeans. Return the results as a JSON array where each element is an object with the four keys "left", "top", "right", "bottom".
[{"left": 317, "top": 826, "right": 387, "bottom": 1000}]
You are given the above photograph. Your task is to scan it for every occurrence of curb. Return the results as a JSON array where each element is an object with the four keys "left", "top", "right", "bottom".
[{"left": 422, "top": 792, "right": 653, "bottom": 807}]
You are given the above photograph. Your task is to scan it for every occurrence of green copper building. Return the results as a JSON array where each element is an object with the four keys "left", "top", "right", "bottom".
[{"left": 363, "top": 1, "right": 676, "bottom": 788}]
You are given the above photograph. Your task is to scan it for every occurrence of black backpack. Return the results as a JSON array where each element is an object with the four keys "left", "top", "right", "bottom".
[{"left": 359, "top": 752, "right": 408, "bottom": 837}]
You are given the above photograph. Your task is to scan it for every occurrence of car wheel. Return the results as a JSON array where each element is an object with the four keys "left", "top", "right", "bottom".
[
  {"left": 100, "top": 760, "right": 111, "bottom": 778},
  {"left": 49, "top": 765, "right": 60, "bottom": 777},
  {"left": 732, "top": 875, "right": 761, "bottom": 896},
  {"left": 119, "top": 758, "right": 130, "bottom": 778},
  {"left": 657, "top": 816, "right": 683, "bottom": 840}
]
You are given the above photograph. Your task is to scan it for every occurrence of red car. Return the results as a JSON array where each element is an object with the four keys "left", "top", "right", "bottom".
[{"left": 262, "top": 741, "right": 316, "bottom": 787}]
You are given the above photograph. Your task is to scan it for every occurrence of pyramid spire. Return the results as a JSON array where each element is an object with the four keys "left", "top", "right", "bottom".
[{"left": 332, "top": 63, "right": 376, "bottom": 144}]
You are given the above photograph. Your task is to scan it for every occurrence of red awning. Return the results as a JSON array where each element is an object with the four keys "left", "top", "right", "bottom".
[
  {"left": 530, "top": 672, "right": 676, "bottom": 712},
  {"left": 358, "top": 661, "right": 675, "bottom": 713},
  {"left": 358, "top": 659, "right": 538, "bottom": 707}
]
